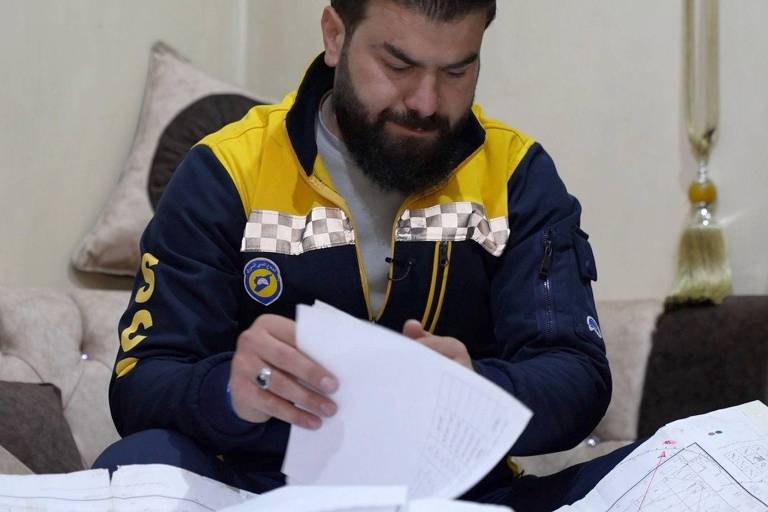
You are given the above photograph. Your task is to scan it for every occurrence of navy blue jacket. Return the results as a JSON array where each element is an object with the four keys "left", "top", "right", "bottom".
[{"left": 110, "top": 54, "right": 611, "bottom": 486}]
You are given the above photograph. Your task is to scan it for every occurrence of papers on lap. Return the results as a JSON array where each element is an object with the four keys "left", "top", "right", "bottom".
[
  {"left": 283, "top": 302, "right": 532, "bottom": 498},
  {"left": 557, "top": 401, "right": 768, "bottom": 512}
]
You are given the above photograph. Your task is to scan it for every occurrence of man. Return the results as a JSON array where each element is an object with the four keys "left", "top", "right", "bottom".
[{"left": 96, "top": 1, "right": 633, "bottom": 509}]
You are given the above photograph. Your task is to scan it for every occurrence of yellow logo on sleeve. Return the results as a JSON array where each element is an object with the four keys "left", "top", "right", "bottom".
[{"left": 244, "top": 258, "right": 283, "bottom": 306}]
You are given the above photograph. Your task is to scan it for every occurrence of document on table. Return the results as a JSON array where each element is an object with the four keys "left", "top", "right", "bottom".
[
  {"left": 0, "top": 464, "right": 254, "bottom": 511},
  {"left": 0, "top": 467, "right": 511, "bottom": 511},
  {"left": 110, "top": 464, "right": 254, "bottom": 511},
  {"left": 0, "top": 469, "right": 112, "bottom": 511},
  {"left": 556, "top": 401, "right": 768, "bottom": 512},
  {"left": 282, "top": 302, "right": 532, "bottom": 500},
  {"left": 220, "top": 485, "right": 514, "bottom": 512}
]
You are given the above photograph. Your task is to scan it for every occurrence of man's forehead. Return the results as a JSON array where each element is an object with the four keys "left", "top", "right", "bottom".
[
  {"left": 356, "top": 0, "right": 488, "bottom": 29},
  {"left": 350, "top": 1, "right": 487, "bottom": 64}
]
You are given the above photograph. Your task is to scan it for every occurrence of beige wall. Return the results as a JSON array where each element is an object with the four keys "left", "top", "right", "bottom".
[
  {"left": 0, "top": 0, "right": 246, "bottom": 289},
  {"left": 2, "top": 1, "right": 767, "bottom": 301}
]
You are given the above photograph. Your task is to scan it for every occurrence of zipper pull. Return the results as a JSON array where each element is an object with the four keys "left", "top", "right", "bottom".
[
  {"left": 439, "top": 241, "right": 450, "bottom": 268},
  {"left": 539, "top": 235, "right": 553, "bottom": 277}
]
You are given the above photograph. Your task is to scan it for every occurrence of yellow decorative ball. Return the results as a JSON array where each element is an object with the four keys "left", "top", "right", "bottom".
[{"left": 688, "top": 179, "right": 717, "bottom": 205}]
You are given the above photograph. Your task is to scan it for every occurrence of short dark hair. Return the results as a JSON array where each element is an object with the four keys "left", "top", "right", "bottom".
[{"left": 330, "top": 0, "right": 496, "bottom": 35}]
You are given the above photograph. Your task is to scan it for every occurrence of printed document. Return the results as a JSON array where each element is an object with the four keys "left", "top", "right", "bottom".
[
  {"left": 0, "top": 464, "right": 253, "bottom": 511},
  {"left": 283, "top": 302, "right": 532, "bottom": 499},
  {"left": 557, "top": 401, "right": 768, "bottom": 511}
]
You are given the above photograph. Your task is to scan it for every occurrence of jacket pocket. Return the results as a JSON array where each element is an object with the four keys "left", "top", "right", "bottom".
[
  {"left": 573, "top": 228, "right": 597, "bottom": 282},
  {"left": 534, "top": 219, "right": 601, "bottom": 346}
]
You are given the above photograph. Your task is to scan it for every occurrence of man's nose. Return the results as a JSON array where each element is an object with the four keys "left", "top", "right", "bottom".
[{"left": 403, "top": 73, "right": 439, "bottom": 119}]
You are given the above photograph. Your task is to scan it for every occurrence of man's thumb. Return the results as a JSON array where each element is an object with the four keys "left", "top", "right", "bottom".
[{"left": 402, "top": 319, "right": 428, "bottom": 340}]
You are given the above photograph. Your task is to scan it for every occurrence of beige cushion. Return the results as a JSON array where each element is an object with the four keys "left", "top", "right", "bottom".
[
  {"left": 71, "top": 41, "right": 262, "bottom": 276},
  {"left": 0, "top": 287, "right": 130, "bottom": 469},
  {"left": 594, "top": 298, "right": 662, "bottom": 441}
]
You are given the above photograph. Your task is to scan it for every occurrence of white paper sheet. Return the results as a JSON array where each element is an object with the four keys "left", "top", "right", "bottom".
[
  {"left": 0, "top": 469, "right": 112, "bottom": 511},
  {"left": 218, "top": 485, "right": 407, "bottom": 512},
  {"left": 405, "top": 498, "right": 512, "bottom": 512},
  {"left": 558, "top": 401, "right": 768, "bottom": 512},
  {"left": 220, "top": 486, "right": 514, "bottom": 512},
  {"left": 283, "top": 302, "right": 531, "bottom": 499},
  {"left": 111, "top": 464, "right": 254, "bottom": 511}
]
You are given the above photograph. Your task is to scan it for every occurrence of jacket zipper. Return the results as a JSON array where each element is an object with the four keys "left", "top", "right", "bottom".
[
  {"left": 289, "top": 127, "right": 484, "bottom": 322},
  {"left": 423, "top": 240, "right": 451, "bottom": 332},
  {"left": 539, "top": 231, "right": 554, "bottom": 340},
  {"left": 378, "top": 199, "right": 416, "bottom": 322},
  {"left": 288, "top": 140, "right": 375, "bottom": 319}
]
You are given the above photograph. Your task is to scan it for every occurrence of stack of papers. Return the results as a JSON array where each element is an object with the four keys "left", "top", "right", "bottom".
[
  {"left": 283, "top": 302, "right": 532, "bottom": 499},
  {"left": 0, "top": 464, "right": 254, "bottom": 511}
]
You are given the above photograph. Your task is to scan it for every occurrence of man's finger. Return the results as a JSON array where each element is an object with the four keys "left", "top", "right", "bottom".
[
  {"left": 412, "top": 336, "right": 447, "bottom": 353},
  {"left": 402, "top": 319, "right": 428, "bottom": 340},
  {"left": 246, "top": 380, "right": 323, "bottom": 430},
  {"left": 252, "top": 314, "right": 298, "bottom": 346},
  {"left": 255, "top": 331, "right": 339, "bottom": 395},
  {"left": 257, "top": 366, "right": 338, "bottom": 419}
]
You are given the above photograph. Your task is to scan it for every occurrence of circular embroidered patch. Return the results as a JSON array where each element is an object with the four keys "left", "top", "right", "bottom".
[{"left": 244, "top": 258, "right": 283, "bottom": 306}]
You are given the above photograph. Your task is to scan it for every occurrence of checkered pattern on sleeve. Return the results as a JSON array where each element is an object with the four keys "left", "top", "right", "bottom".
[
  {"left": 396, "top": 201, "right": 509, "bottom": 256},
  {"left": 241, "top": 207, "right": 355, "bottom": 255}
]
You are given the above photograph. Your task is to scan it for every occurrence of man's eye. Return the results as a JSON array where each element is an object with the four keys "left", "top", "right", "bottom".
[
  {"left": 387, "top": 63, "right": 410, "bottom": 73},
  {"left": 445, "top": 69, "right": 468, "bottom": 78}
]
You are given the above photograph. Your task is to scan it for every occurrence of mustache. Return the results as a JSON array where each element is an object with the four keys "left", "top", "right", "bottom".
[{"left": 380, "top": 109, "right": 450, "bottom": 132}]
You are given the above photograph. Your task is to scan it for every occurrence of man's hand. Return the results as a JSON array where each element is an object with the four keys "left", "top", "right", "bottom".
[
  {"left": 402, "top": 320, "right": 474, "bottom": 371},
  {"left": 229, "top": 314, "right": 338, "bottom": 430}
]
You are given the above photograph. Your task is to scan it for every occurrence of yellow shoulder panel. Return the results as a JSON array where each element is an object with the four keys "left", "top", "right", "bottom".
[{"left": 411, "top": 105, "right": 536, "bottom": 219}]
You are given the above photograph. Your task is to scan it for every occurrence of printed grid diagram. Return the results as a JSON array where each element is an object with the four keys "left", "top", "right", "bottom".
[
  {"left": 726, "top": 444, "right": 768, "bottom": 480},
  {"left": 606, "top": 443, "right": 768, "bottom": 512}
]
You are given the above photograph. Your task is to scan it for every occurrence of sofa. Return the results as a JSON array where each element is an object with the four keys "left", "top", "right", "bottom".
[{"left": 2, "top": 287, "right": 766, "bottom": 479}]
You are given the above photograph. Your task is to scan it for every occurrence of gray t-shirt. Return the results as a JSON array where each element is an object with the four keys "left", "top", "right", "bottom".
[{"left": 315, "top": 104, "right": 406, "bottom": 316}]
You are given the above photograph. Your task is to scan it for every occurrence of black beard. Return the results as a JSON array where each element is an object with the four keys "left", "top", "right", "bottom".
[{"left": 332, "top": 53, "right": 471, "bottom": 195}]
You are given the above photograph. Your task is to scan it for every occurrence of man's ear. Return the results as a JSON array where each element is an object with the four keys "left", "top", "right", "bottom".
[{"left": 321, "top": 6, "right": 346, "bottom": 67}]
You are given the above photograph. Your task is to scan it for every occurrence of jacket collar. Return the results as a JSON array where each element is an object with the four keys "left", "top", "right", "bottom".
[{"left": 285, "top": 53, "right": 486, "bottom": 176}]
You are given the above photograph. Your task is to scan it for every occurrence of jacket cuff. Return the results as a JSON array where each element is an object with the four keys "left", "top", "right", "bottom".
[{"left": 199, "top": 359, "right": 265, "bottom": 436}]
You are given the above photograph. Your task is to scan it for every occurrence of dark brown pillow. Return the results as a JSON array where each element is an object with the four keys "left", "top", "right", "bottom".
[
  {"left": 148, "top": 93, "right": 261, "bottom": 210},
  {"left": 0, "top": 381, "right": 84, "bottom": 473}
]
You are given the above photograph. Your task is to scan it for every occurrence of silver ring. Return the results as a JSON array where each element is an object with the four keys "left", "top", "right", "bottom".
[{"left": 256, "top": 367, "right": 273, "bottom": 390}]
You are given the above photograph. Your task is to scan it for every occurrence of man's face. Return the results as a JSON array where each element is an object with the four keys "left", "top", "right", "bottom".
[{"left": 328, "top": 1, "right": 487, "bottom": 194}]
